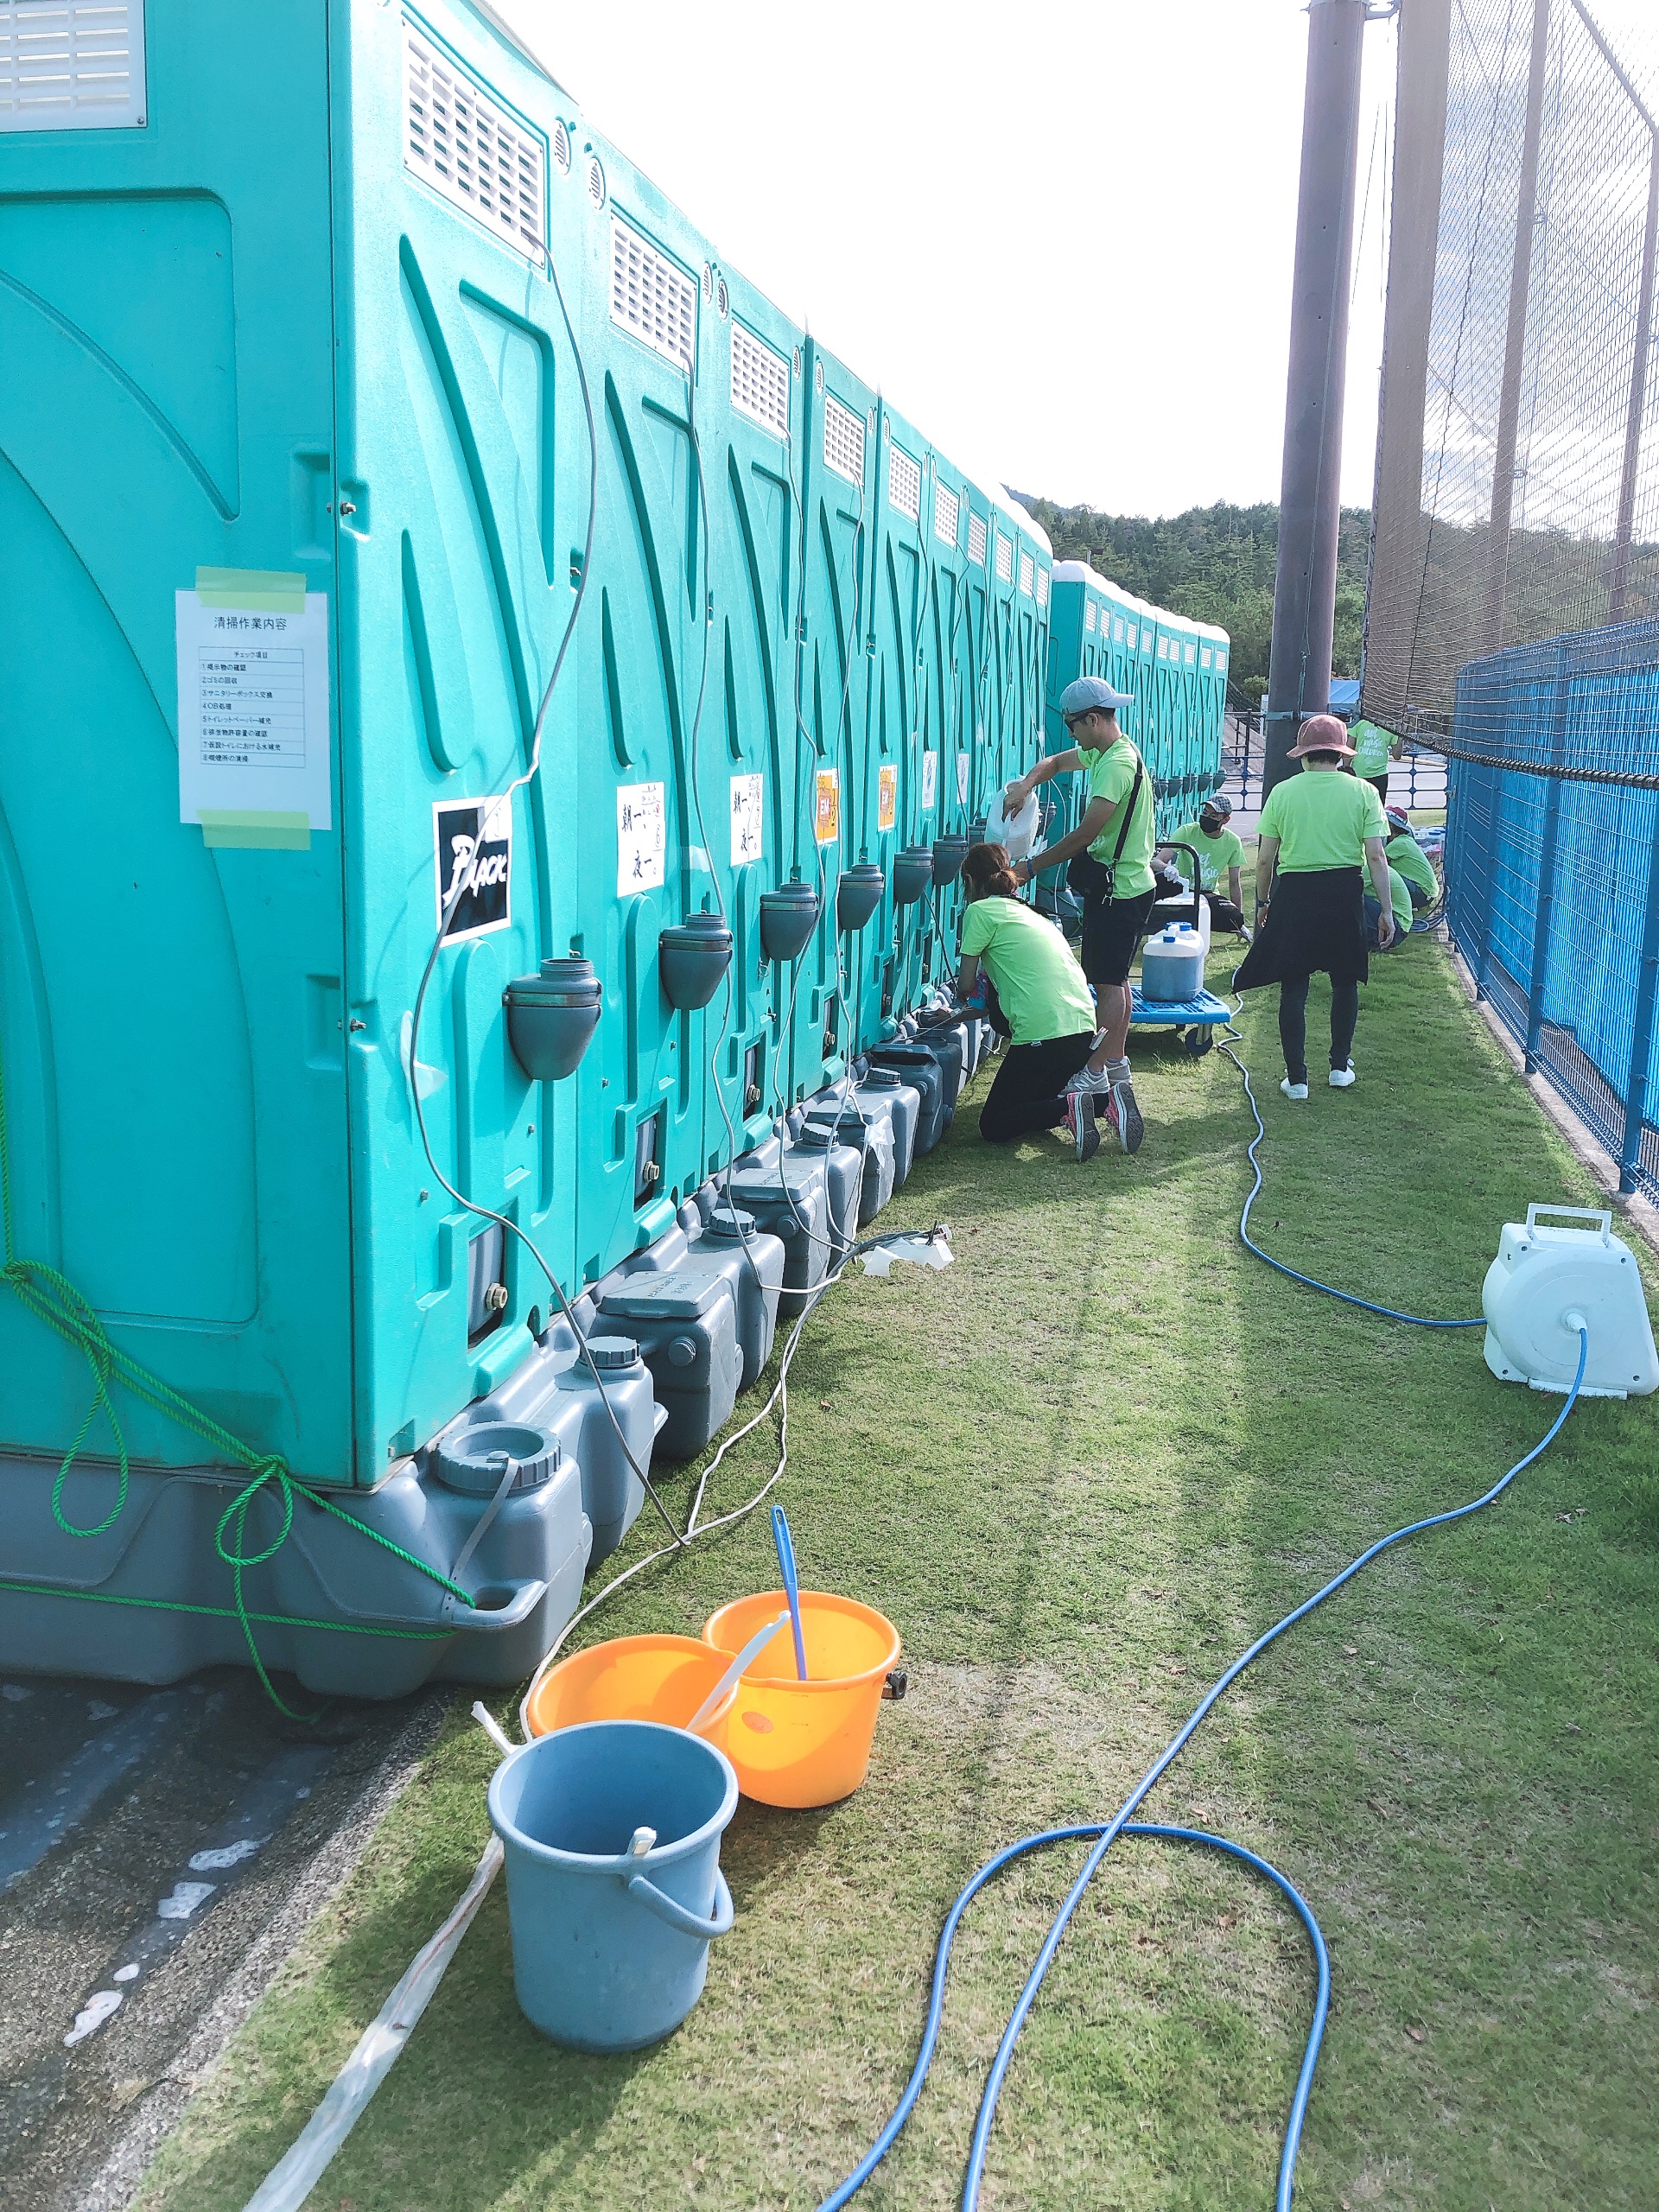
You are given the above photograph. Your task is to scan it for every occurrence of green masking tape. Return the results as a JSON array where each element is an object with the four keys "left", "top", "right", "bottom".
[
  {"left": 199, "top": 810, "right": 312, "bottom": 851},
  {"left": 195, "top": 566, "right": 308, "bottom": 613}
]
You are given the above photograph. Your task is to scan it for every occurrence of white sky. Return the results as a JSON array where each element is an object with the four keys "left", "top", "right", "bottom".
[{"left": 499, "top": 0, "right": 1400, "bottom": 518}]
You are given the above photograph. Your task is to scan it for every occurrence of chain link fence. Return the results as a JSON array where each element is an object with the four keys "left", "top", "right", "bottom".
[
  {"left": 1363, "top": 1, "right": 1659, "bottom": 1193},
  {"left": 1364, "top": 0, "right": 1659, "bottom": 758}
]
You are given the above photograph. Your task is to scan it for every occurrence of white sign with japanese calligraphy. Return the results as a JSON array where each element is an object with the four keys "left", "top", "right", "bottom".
[
  {"left": 617, "top": 781, "right": 666, "bottom": 896},
  {"left": 729, "top": 773, "right": 763, "bottom": 867},
  {"left": 175, "top": 591, "right": 331, "bottom": 830},
  {"left": 956, "top": 751, "right": 970, "bottom": 807},
  {"left": 921, "top": 750, "right": 938, "bottom": 810}
]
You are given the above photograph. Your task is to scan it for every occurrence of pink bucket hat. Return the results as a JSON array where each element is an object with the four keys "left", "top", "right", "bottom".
[{"left": 1287, "top": 713, "right": 1355, "bottom": 759}]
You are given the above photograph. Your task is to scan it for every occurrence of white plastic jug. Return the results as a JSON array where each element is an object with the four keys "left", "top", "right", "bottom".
[
  {"left": 986, "top": 785, "right": 1039, "bottom": 861},
  {"left": 1140, "top": 925, "right": 1205, "bottom": 1004}
]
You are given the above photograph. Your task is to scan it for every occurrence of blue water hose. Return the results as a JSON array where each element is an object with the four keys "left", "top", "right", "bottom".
[
  {"left": 817, "top": 1016, "right": 1592, "bottom": 2210},
  {"left": 1224, "top": 1036, "right": 1486, "bottom": 1328}
]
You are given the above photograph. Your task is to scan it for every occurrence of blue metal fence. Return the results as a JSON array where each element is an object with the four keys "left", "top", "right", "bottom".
[{"left": 1444, "top": 619, "right": 1659, "bottom": 1198}]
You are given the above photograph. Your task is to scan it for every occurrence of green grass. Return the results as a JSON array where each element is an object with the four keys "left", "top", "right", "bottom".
[{"left": 137, "top": 944, "right": 1659, "bottom": 2212}]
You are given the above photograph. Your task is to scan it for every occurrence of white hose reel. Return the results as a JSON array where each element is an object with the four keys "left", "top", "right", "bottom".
[{"left": 1482, "top": 1204, "right": 1658, "bottom": 1398}]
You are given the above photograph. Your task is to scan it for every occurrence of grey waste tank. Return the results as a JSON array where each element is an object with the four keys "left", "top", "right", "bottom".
[
  {"left": 699, "top": 1205, "right": 786, "bottom": 1385},
  {"left": 728, "top": 1139, "right": 834, "bottom": 1319},
  {"left": 427, "top": 1424, "right": 593, "bottom": 1686},
  {"left": 595, "top": 1205, "right": 785, "bottom": 1459},
  {"left": 0, "top": 1439, "right": 595, "bottom": 1699},
  {"left": 786, "top": 1123, "right": 863, "bottom": 1257},
  {"left": 455, "top": 1313, "right": 658, "bottom": 1569},
  {"left": 852, "top": 1065, "right": 922, "bottom": 1185},
  {"left": 596, "top": 1273, "right": 742, "bottom": 1464},
  {"left": 910, "top": 1014, "right": 968, "bottom": 1108},
  {"left": 868, "top": 1046, "right": 948, "bottom": 1154},
  {"left": 804, "top": 1097, "right": 896, "bottom": 1224},
  {"left": 0, "top": 1300, "right": 667, "bottom": 1698},
  {"left": 604, "top": 1205, "right": 784, "bottom": 1385}
]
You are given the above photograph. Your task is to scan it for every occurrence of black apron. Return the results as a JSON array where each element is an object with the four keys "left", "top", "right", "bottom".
[{"left": 1235, "top": 867, "right": 1369, "bottom": 989}]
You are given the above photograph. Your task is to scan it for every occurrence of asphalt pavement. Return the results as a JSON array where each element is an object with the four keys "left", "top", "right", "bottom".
[{"left": 0, "top": 1666, "right": 442, "bottom": 2212}]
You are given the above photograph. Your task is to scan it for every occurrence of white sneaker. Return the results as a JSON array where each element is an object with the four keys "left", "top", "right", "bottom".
[
  {"left": 1329, "top": 1065, "right": 1357, "bottom": 1090},
  {"left": 1281, "top": 1078, "right": 1309, "bottom": 1102},
  {"left": 1237, "top": 925, "right": 1253, "bottom": 944},
  {"left": 1065, "top": 1065, "right": 1112, "bottom": 1095}
]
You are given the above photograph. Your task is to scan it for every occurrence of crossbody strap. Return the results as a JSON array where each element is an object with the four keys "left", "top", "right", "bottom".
[{"left": 1108, "top": 753, "right": 1145, "bottom": 864}]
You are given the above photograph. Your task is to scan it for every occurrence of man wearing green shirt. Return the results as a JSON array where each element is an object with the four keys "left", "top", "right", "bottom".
[
  {"left": 1346, "top": 716, "right": 1402, "bottom": 804},
  {"left": 1155, "top": 794, "right": 1247, "bottom": 935},
  {"left": 1383, "top": 805, "right": 1439, "bottom": 911},
  {"left": 1001, "top": 677, "right": 1157, "bottom": 1154}
]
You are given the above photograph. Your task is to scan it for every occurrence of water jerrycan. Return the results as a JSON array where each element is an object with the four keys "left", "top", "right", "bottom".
[{"left": 1140, "top": 925, "right": 1205, "bottom": 1003}]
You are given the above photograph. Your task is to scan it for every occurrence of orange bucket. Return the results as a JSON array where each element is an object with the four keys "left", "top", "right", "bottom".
[
  {"left": 701, "top": 1592, "right": 900, "bottom": 1808},
  {"left": 524, "top": 1635, "right": 740, "bottom": 1745}
]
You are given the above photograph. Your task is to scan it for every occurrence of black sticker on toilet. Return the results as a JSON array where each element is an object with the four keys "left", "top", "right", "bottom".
[{"left": 434, "top": 799, "right": 512, "bottom": 941}]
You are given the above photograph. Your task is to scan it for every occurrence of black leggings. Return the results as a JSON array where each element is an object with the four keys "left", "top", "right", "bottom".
[
  {"left": 1279, "top": 975, "right": 1358, "bottom": 1084},
  {"left": 979, "top": 1032, "right": 1096, "bottom": 1143}
]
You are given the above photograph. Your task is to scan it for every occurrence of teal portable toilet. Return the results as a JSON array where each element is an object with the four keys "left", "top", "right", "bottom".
[
  {"left": 861, "top": 402, "right": 971, "bottom": 1035},
  {"left": 671, "top": 256, "right": 805, "bottom": 1179},
  {"left": 795, "top": 340, "right": 876, "bottom": 1089},
  {"left": 0, "top": 0, "right": 1008, "bottom": 1704},
  {"left": 1195, "top": 621, "right": 1230, "bottom": 796},
  {"left": 0, "top": 0, "right": 626, "bottom": 1690}
]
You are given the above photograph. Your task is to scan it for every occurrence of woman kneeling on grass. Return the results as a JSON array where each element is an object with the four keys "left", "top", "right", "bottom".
[
  {"left": 957, "top": 842, "right": 1104, "bottom": 1161},
  {"left": 1236, "top": 713, "right": 1395, "bottom": 1100}
]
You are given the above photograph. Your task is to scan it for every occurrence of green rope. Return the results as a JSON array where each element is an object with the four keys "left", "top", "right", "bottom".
[
  {"left": 0, "top": 1029, "right": 474, "bottom": 1715},
  {"left": 0, "top": 1575, "right": 451, "bottom": 1639}
]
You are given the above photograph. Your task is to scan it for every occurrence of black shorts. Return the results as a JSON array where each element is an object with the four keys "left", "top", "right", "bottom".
[{"left": 1080, "top": 887, "right": 1158, "bottom": 989}]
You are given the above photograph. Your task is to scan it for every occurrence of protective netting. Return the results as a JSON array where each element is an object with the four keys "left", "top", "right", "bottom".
[
  {"left": 1364, "top": 0, "right": 1659, "bottom": 769},
  {"left": 1445, "top": 632, "right": 1659, "bottom": 1197}
]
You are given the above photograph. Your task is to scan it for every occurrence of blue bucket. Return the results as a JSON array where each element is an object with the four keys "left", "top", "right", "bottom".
[{"left": 487, "top": 1719, "right": 739, "bottom": 2051}]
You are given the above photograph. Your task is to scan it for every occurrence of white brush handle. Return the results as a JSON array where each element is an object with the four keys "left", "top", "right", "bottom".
[{"left": 686, "top": 1613, "right": 791, "bottom": 1733}]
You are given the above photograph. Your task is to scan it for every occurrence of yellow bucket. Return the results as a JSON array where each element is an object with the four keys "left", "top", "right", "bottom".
[
  {"left": 524, "top": 1635, "right": 739, "bottom": 1745},
  {"left": 701, "top": 1592, "right": 900, "bottom": 1808}
]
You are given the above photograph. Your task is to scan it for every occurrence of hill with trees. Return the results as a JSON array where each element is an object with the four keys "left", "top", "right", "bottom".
[{"left": 1015, "top": 498, "right": 1370, "bottom": 697}]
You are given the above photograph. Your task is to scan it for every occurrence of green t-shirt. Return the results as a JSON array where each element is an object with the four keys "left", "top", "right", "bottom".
[
  {"left": 1387, "top": 831, "right": 1436, "bottom": 899},
  {"left": 1383, "top": 865, "right": 1412, "bottom": 938},
  {"left": 1168, "top": 820, "right": 1244, "bottom": 893},
  {"left": 1347, "top": 719, "right": 1395, "bottom": 779},
  {"left": 959, "top": 895, "right": 1096, "bottom": 1046},
  {"left": 1079, "top": 739, "right": 1157, "bottom": 898},
  {"left": 1258, "top": 767, "right": 1386, "bottom": 873}
]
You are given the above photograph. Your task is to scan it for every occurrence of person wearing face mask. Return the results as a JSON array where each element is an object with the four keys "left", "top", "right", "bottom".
[{"left": 1154, "top": 793, "right": 1249, "bottom": 938}]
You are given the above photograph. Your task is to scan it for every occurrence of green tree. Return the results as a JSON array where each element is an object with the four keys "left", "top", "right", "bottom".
[{"left": 1017, "top": 496, "right": 1371, "bottom": 697}]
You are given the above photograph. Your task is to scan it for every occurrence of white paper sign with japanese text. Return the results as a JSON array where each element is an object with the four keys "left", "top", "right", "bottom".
[
  {"left": 617, "top": 781, "right": 666, "bottom": 896},
  {"left": 921, "top": 749, "right": 938, "bottom": 810},
  {"left": 176, "top": 590, "right": 331, "bottom": 833},
  {"left": 729, "top": 772, "right": 763, "bottom": 866}
]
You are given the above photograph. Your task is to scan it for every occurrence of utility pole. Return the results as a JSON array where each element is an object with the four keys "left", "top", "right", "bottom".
[{"left": 1262, "top": 0, "right": 1376, "bottom": 797}]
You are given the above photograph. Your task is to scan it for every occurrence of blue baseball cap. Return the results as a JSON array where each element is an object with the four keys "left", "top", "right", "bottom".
[{"left": 1059, "top": 676, "right": 1135, "bottom": 719}]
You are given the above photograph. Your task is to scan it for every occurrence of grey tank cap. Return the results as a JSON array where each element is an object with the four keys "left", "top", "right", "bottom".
[
  {"left": 434, "top": 1420, "right": 560, "bottom": 1497},
  {"left": 705, "top": 1205, "right": 758, "bottom": 1241},
  {"left": 584, "top": 1334, "right": 642, "bottom": 1369},
  {"left": 792, "top": 1122, "right": 844, "bottom": 1148}
]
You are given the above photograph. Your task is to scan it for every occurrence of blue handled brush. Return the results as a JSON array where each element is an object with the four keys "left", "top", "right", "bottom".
[{"left": 771, "top": 1503, "right": 808, "bottom": 1681}]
